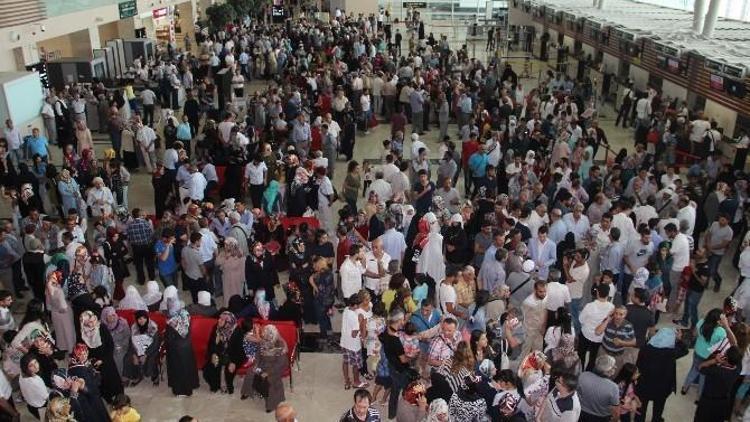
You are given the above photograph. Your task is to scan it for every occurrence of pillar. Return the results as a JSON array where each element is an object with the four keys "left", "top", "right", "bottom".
[
  {"left": 88, "top": 26, "right": 102, "bottom": 50},
  {"left": 692, "top": 0, "right": 708, "bottom": 34},
  {"left": 701, "top": 0, "right": 723, "bottom": 38},
  {"left": 597, "top": 0, "right": 605, "bottom": 9}
]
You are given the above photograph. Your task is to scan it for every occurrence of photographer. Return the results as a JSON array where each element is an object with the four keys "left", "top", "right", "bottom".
[{"left": 564, "top": 248, "right": 590, "bottom": 331}]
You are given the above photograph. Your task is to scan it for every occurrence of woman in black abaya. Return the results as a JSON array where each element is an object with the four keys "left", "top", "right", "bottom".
[
  {"left": 164, "top": 297, "right": 200, "bottom": 396},
  {"left": 77, "top": 311, "right": 123, "bottom": 405}
]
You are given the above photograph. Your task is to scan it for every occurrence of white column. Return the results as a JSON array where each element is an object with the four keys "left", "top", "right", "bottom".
[
  {"left": 702, "top": 0, "right": 723, "bottom": 38},
  {"left": 88, "top": 26, "right": 102, "bottom": 50},
  {"left": 693, "top": 0, "right": 709, "bottom": 33},
  {"left": 597, "top": 0, "right": 605, "bottom": 9}
]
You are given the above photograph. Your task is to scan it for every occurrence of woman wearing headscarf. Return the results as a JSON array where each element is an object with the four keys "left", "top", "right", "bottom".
[
  {"left": 50, "top": 367, "right": 105, "bottom": 422},
  {"left": 444, "top": 214, "right": 469, "bottom": 266},
  {"left": 396, "top": 380, "right": 429, "bottom": 421},
  {"left": 46, "top": 271, "right": 75, "bottom": 353},
  {"left": 246, "top": 241, "right": 280, "bottom": 302},
  {"left": 124, "top": 309, "right": 161, "bottom": 386},
  {"left": 117, "top": 286, "right": 147, "bottom": 311},
  {"left": 424, "top": 398, "right": 450, "bottom": 422},
  {"left": 142, "top": 280, "right": 163, "bottom": 312},
  {"left": 416, "top": 212, "right": 445, "bottom": 285},
  {"left": 57, "top": 169, "right": 82, "bottom": 217},
  {"left": 100, "top": 306, "right": 130, "bottom": 380},
  {"left": 241, "top": 325, "right": 289, "bottom": 412},
  {"left": 204, "top": 311, "right": 245, "bottom": 394},
  {"left": 75, "top": 120, "right": 94, "bottom": 153},
  {"left": 159, "top": 285, "right": 178, "bottom": 313},
  {"left": 262, "top": 180, "right": 282, "bottom": 215},
  {"left": 287, "top": 166, "right": 311, "bottom": 217},
  {"left": 635, "top": 327, "right": 689, "bottom": 422},
  {"left": 164, "top": 297, "right": 200, "bottom": 396},
  {"left": 66, "top": 246, "right": 98, "bottom": 329},
  {"left": 65, "top": 345, "right": 111, "bottom": 421},
  {"left": 22, "top": 232, "right": 46, "bottom": 300},
  {"left": 102, "top": 227, "right": 129, "bottom": 301},
  {"left": 77, "top": 310, "right": 123, "bottom": 402},
  {"left": 216, "top": 237, "right": 247, "bottom": 307},
  {"left": 17, "top": 181, "right": 43, "bottom": 217},
  {"left": 86, "top": 176, "right": 115, "bottom": 219},
  {"left": 76, "top": 149, "right": 95, "bottom": 189}
]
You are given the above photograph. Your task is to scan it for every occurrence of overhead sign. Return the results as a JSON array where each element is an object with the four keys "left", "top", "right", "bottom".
[
  {"left": 152, "top": 7, "right": 168, "bottom": 19},
  {"left": 118, "top": 0, "right": 137, "bottom": 19},
  {"left": 403, "top": 2, "right": 428, "bottom": 8}
]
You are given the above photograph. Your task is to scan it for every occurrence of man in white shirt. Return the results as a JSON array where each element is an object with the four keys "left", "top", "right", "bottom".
[
  {"left": 140, "top": 88, "right": 157, "bottom": 127},
  {"left": 3, "top": 119, "right": 22, "bottom": 170},
  {"left": 676, "top": 196, "right": 696, "bottom": 236},
  {"left": 689, "top": 114, "right": 711, "bottom": 157},
  {"left": 665, "top": 223, "right": 690, "bottom": 308},
  {"left": 526, "top": 203, "right": 549, "bottom": 239},
  {"left": 363, "top": 239, "right": 390, "bottom": 296},
  {"left": 382, "top": 154, "right": 400, "bottom": 181},
  {"left": 564, "top": 249, "right": 590, "bottom": 332},
  {"left": 388, "top": 162, "right": 411, "bottom": 202},
  {"left": 578, "top": 283, "right": 615, "bottom": 371},
  {"left": 379, "top": 218, "right": 407, "bottom": 264},
  {"left": 243, "top": 156, "right": 267, "bottom": 209},
  {"left": 218, "top": 113, "right": 237, "bottom": 144},
  {"left": 340, "top": 244, "right": 366, "bottom": 301},
  {"left": 366, "top": 171, "right": 393, "bottom": 202},
  {"left": 41, "top": 98, "right": 57, "bottom": 145},
  {"left": 544, "top": 269, "right": 571, "bottom": 326},
  {"left": 136, "top": 124, "right": 157, "bottom": 172},
  {"left": 186, "top": 165, "right": 208, "bottom": 202}
]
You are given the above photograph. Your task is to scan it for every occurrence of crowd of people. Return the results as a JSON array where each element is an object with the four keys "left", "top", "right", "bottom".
[{"left": 0, "top": 2, "right": 749, "bottom": 421}]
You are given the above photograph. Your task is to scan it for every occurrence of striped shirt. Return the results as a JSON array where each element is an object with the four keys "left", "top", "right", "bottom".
[{"left": 601, "top": 320, "right": 635, "bottom": 354}]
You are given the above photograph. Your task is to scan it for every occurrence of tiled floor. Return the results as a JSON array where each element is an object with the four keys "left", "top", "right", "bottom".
[{"left": 5, "top": 76, "right": 739, "bottom": 421}]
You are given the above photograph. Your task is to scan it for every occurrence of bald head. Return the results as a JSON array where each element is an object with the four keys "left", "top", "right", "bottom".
[{"left": 275, "top": 402, "right": 296, "bottom": 422}]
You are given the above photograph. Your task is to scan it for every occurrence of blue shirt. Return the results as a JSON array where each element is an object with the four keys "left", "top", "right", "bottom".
[
  {"left": 468, "top": 152, "right": 489, "bottom": 178},
  {"left": 27, "top": 136, "right": 48, "bottom": 158},
  {"left": 154, "top": 240, "right": 178, "bottom": 275}
]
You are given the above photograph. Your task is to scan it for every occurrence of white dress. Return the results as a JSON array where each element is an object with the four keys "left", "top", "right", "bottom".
[{"left": 416, "top": 213, "right": 445, "bottom": 284}]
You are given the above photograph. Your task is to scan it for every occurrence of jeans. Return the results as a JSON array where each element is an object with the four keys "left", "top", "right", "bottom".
[
  {"left": 7, "top": 149, "right": 21, "bottom": 171},
  {"left": 682, "top": 352, "right": 706, "bottom": 394},
  {"left": 706, "top": 253, "right": 723, "bottom": 289},
  {"left": 620, "top": 273, "right": 634, "bottom": 300},
  {"left": 412, "top": 111, "right": 424, "bottom": 134},
  {"left": 160, "top": 272, "right": 177, "bottom": 287},
  {"left": 570, "top": 297, "right": 583, "bottom": 333},
  {"left": 679, "top": 289, "right": 703, "bottom": 328},
  {"left": 143, "top": 104, "right": 155, "bottom": 126},
  {"left": 388, "top": 364, "right": 409, "bottom": 419},
  {"left": 316, "top": 302, "right": 331, "bottom": 337}
]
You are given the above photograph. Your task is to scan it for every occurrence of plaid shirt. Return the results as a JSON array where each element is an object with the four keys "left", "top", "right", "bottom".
[
  {"left": 427, "top": 330, "right": 462, "bottom": 367},
  {"left": 126, "top": 218, "right": 154, "bottom": 246}
]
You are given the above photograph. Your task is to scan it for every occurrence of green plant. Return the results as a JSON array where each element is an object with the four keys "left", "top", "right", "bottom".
[
  {"left": 205, "top": 3, "right": 237, "bottom": 30},
  {"left": 227, "top": 0, "right": 259, "bottom": 18}
]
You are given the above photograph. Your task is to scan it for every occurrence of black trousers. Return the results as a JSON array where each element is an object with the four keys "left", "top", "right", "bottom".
[
  {"left": 635, "top": 396, "right": 667, "bottom": 422},
  {"left": 578, "top": 335, "right": 601, "bottom": 372},
  {"left": 184, "top": 275, "right": 209, "bottom": 303},
  {"left": 249, "top": 184, "right": 264, "bottom": 209},
  {"left": 204, "top": 359, "right": 237, "bottom": 393},
  {"left": 132, "top": 244, "right": 155, "bottom": 284},
  {"left": 615, "top": 103, "right": 631, "bottom": 127},
  {"left": 11, "top": 259, "right": 25, "bottom": 295},
  {"left": 143, "top": 104, "right": 155, "bottom": 126}
]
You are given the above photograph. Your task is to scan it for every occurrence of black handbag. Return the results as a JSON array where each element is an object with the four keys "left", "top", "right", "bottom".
[{"left": 252, "top": 372, "right": 270, "bottom": 397}]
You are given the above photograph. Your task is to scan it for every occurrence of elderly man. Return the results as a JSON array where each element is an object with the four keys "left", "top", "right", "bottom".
[
  {"left": 366, "top": 171, "right": 393, "bottom": 202},
  {"left": 226, "top": 211, "right": 249, "bottom": 256},
  {"left": 563, "top": 203, "right": 590, "bottom": 243},
  {"left": 479, "top": 248, "right": 507, "bottom": 296},
  {"left": 529, "top": 225, "right": 557, "bottom": 281},
  {"left": 577, "top": 355, "right": 620, "bottom": 421},
  {"left": 598, "top": 305, "right": 637, "bottom": 372},
  {"left": 363, "top": 238, "right": 390, "bottom": 297},
  {"left": 290, "top": 113, "right": 311, "bottom": 158},
  {"left": 548, "top": 208, "right": 568, "bottom": 244}
]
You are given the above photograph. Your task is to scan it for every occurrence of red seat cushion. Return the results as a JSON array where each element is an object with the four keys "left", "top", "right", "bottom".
[{"left": 189, "top": 316, "right": 218, "bottom": 369}]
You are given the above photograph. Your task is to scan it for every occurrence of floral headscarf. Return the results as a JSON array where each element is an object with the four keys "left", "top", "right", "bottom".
[
  {"left": 167, "top": 298, "right": 190, "bottom": 338},
  {"left": 260, "top": 325, "right": 287, "bottom": 357},
  {"left": 79, "top": 310, "right": 102, "bottom": 348},
  {"left": 70, "top": 343, "right": 89, "bottom": 366},
  {"left": 101, "top": 306, "right": 126, "bottom": 331},
  {"left": 132, "top": 310, "right": 158, "bottom": 356},
  {"left": 217, "top": 311, "right": 237, "bottom": 343}
]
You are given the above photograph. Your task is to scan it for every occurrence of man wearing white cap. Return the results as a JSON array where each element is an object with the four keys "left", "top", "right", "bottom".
[{"left": 506, "top": 259, "right": 537, "bottom": 307}]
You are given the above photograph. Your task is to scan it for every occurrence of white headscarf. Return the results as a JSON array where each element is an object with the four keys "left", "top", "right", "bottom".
[
  {"left": 118, "top": 286, "right": 147, "bottom": 311},
  {"left": 160, "top": 285, "right": 178, "bottom": 312},
  {"left": 197, "top": 291, "right": 212, "bottom": 307},
  {"left": 417, "top": 212, "right": 445, "bottom": 284},
  {"left": 142, "top": 281, "right": 162, "bottom": 306}
]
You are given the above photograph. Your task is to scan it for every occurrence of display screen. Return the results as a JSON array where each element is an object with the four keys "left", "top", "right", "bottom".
[
  {"left": 709, "top": 74, "right": 724, "bottom": 91},
  {"left": 272, "top": 5, "right": 285, "bottom": 22}
]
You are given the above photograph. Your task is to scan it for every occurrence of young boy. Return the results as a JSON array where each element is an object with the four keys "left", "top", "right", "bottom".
[{"left": 340, "top": 294, "right": 367, "bottom": 389}]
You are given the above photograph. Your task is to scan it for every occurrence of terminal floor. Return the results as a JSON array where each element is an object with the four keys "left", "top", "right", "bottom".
[{"left": 4, "top": 79, "right": 738, "bottom": 421}]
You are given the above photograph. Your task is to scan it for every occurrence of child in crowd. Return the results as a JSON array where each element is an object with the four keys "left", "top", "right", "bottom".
[
  {"left": 110, "top": 393, "right": 141, "bottom": 422},
  {"left": 398, "top": 321, "right": 420, "bottom": 359},
  {"left": 366, "top": 302, "right": 387, "bottom": 375},
  {"left": 340, "top": 294, "right": 367, "bottom": 389},
  {"left": 615, "top": 363, "right": 642, "bottom": 422},
  {"left": 591, "top": 270, "right": 616, "bottom": 303},
  {"left": 362, "top": 163, "right": 374, "bottom": 197}
]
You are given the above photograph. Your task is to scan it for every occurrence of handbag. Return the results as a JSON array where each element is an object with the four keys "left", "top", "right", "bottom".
[
  {"left": 252, "top": 372, "right": 270, "bottom": 397},
  {"left": 498, "top": 338, "right": 510, "bottom": 370}
]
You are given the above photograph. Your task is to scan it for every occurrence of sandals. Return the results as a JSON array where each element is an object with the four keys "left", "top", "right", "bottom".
[
  {"left": 353, "top": 381, "right": 369, "bottom": 389},
  {"left": 344, "top": 382, "right": 352, "bottom": 390}
]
